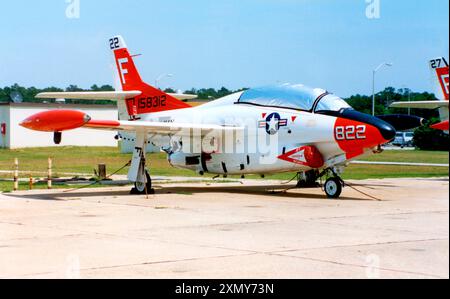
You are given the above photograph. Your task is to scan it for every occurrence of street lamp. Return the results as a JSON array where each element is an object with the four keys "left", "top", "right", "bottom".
[
  {"left": 155, "top": 73, "right": 174, "bottom": 89},
  {"left": 401, "top": 85, "right": 411, "bottom": 115},
  {"left": 372, "top": 62, "right": 393, "bottom": 116}
]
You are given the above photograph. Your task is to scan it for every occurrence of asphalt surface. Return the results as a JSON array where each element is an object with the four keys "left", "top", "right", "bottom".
[{"left": 0, "top": 177, "right": 448, "bottom": 279}]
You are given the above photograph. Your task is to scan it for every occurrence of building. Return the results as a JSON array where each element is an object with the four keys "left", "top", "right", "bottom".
[{"left": 0, "top": 102, "right": 118, "bottom": 149}]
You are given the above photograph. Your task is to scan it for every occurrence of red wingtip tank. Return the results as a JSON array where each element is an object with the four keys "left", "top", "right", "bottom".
[{"left": 20, "top": 110, "right": 91, "bottom": 132}]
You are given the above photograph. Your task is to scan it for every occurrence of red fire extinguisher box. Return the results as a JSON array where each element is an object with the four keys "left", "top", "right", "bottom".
[{"left": 1, "top": 123, "right": 6, "bottom": 136}]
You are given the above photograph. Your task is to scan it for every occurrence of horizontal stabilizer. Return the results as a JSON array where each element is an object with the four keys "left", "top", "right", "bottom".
[
  {"left": 36, "top": 91, "right": 197, "bottom": 101},
  {"left": 36, "top": 91, "right": 142, "bottom": 100},
  {"left": 168, "top": 93, "right": 198, "bottom": 100},
  {"left": 390, "top": 101, "right": 449, "bottom": 109}
]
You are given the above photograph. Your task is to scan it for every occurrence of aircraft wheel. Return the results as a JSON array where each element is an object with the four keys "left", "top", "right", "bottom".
[
  {"left": 324, "top": 177, "right": 342, "bottom": 199},
  {"left": 132, "top": 170, "right": 154, "bottom": 195}
]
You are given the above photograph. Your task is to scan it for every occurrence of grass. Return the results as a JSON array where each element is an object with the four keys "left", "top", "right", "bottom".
[
  {"left": 0, "top": 147, "right": 448, "bottom": 192},
  {"left": 356, "top": 150, "right": 449, "bottom": 164},
  {"left": 0, "top": 181, "right": 69, "bottom": 193},
  {"left": 0, "top": 147, "right": 198, "bottom": 178}
]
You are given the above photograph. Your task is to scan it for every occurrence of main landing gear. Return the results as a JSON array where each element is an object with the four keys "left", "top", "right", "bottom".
[
  {"left": 129, "top": 133, "right": 155, "bottom": 195},
  {"left": 296, "top": 170, "right": 321, "bottom": 188},
  {"left": 297, "top": 169, "right": 345, "bottom": 199},
  {"left": 131, "top": 169, "right": 153, "bottom": 195}
]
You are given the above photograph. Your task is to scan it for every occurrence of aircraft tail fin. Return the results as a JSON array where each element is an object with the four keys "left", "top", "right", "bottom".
[
  {"left": 109, "top": 36, "right": 191, "bottom": 118},
  {"left": 429, "top": 57, "right": 449, "bottom": 101}
]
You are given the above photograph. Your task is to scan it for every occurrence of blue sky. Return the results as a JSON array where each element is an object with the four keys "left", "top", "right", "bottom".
[{"left": 0, "top": 0, "right": 448, "bottom": 97}]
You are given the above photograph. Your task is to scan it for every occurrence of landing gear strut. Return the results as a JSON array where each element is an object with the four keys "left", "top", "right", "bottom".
[
  {"left": 129, "top": 133, "right": 154, "bottom": 195},
  {"left": 296, "top": 170, "right": 320, "bottom": 188},
  {"left": 53, "top": 132, "right": 62, "bottom": 145}
]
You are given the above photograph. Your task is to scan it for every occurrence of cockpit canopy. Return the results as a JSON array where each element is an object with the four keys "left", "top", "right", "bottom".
[{"left": 237, "top": 84, "right": 351, "bottom": 113}]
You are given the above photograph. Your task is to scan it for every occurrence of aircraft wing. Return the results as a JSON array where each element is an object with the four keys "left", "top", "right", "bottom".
[
  {"left": 84, "top": 119, "right": 241, "bottom": 136},
  {"left": 20, "top": 109, "right": 242, "bottom": 137},
  {"left": 390, "top": 101, "right": 449, "bottom": 109},
  {"left": 36, "top": 91, "right": 197, "bottom": 101}
]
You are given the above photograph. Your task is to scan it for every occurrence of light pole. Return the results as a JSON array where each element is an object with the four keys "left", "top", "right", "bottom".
[
  {"left": 400, "top": 85, "right": 411, "bottom": 115},
  {"left": 405, "top": 86, "right": 411, "bottom": 115},
  {"left": 155, "top": 73, "right": 174, "bottom": 89},
  {"left": 372, "top": 62, "right": 393, "bottom": 116}
]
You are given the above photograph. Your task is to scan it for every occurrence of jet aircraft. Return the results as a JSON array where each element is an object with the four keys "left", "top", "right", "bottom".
[{"left": 21, "top": 36, "right": 424, "bottom": 198}]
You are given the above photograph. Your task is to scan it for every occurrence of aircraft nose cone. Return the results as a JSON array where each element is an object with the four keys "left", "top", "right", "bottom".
[
  {"left": 20, "top": 118, "right": 34, "bottom": 129},
  {"left": 338, "top": 109, "right": 396, "bottom": 142},
  {"left": 374, "top": 119, "right": 396, "bottom": 141}
]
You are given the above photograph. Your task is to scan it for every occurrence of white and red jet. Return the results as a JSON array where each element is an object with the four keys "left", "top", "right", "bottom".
[{"left": 21, "top": 36, "right": 422, "bottom": 198}]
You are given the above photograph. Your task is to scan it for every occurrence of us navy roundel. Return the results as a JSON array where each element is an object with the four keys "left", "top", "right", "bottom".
[{"left": 259, "top": 113, "right": 288, "bottom": 135}]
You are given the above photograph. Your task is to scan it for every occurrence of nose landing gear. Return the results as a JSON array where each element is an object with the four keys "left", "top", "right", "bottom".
[
  {"left": 324, "top": 176, "right": 344, "bottom": 199},
  {"left": 297, "top": 168, "right": 345, "bottom": 199}
]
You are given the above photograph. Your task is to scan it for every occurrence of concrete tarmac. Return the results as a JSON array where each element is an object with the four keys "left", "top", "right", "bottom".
[{"left": 0, "top": 177, "right": 448, "bottom": 279}]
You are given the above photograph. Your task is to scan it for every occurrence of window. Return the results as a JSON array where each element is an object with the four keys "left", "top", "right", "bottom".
[
  {"left": 314, "top": 94, "right": 351, "bottom": 113},
  {"left": 238, "top": 84, "right": 326, "bottom": 111}
]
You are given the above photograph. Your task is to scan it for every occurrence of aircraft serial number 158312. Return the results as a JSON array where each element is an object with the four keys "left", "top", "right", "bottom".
[{"left": 133, "top": 96, "right": 167, "bottom": 109}]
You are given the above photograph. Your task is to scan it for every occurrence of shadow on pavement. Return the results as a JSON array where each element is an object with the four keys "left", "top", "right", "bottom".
[{"left": 2, "top": 183, "right": 376, "bottom": 202}]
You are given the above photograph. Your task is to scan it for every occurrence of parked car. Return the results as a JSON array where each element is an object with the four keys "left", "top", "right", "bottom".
[{"left": 392, "top": 132, "right": 414, "bottom": 148}]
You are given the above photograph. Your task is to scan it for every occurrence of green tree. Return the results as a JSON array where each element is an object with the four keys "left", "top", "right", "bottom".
[
  {"left": 91, "top": 84, "right": 114, "bottom": 91},
  {"left": 66, "top": 85, "right": 84, "bottom": 92}
]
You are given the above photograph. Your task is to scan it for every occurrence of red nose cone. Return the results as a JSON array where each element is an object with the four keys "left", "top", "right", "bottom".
[
  {"left": 20, "top": 110, "right": 91, "bottom": 132},
  {"left": 334, "top": 117, "right": 391, "bottom": 159}
]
